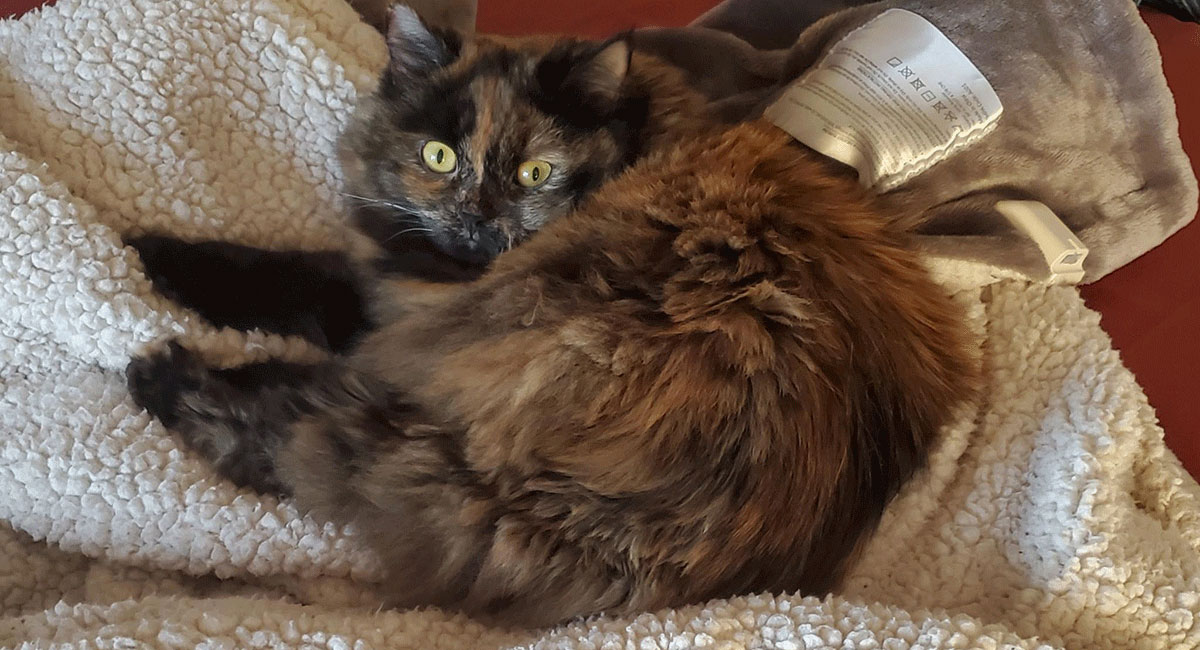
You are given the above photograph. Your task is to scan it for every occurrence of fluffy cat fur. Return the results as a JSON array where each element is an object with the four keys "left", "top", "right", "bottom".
[{"left": 127, "top": 6, "right": 978, "bottom": 628}]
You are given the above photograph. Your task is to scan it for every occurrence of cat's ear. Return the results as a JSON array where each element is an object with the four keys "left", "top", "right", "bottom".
[
  {"left": 536, "top": 34, "right": 633, "bottom": 118},
  {"left": 568, "top": 36, "right": 632, "bottom": 106},
  {"left": 385, "top": 4, "right": 462, "bottom": 82}
]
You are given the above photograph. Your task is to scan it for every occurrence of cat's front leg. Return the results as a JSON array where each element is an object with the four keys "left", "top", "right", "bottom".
[{"left": 127, "top": 235, "right": 372, "bottom": 352}]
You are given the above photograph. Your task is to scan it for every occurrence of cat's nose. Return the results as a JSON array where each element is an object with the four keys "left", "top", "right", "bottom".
[{"left": 460, "top": 212, "right": 484, "bottom": 240}]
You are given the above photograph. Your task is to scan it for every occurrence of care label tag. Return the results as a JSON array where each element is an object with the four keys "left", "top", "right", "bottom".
[{"left": 764, "top": 9, "right": 1002, "bottom": 191}]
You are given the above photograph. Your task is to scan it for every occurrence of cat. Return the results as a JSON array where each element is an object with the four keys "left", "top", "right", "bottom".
[
  {"left": 126, "top": 4, "right": 686, "bottom": 351},
  {"left": 127, "top": 5, "right": 978, "bottom": 628}
]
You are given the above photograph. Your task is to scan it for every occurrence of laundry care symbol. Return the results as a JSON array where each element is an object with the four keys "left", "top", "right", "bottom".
[{"left": 886, "top": 56, "right": 959, "bottom": 123}]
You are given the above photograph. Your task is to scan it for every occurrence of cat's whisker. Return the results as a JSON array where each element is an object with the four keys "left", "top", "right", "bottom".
[
  {"left": 337, "top": 191, "right": 383, "bottom": 203},
  {"left": 382, "top": 226, "right": 433, "bottom": 244},
  {"left": 338, "top": 192, "right": 410, "bottom": 212}
]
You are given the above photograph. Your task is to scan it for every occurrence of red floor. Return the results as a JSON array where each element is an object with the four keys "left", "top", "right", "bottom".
[{"left": 4, "top": 0, "right": 1198, "bottom": 477}]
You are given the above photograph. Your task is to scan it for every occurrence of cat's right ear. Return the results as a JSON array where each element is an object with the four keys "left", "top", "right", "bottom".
[{"left": 385, "top": 4, "right": 462, "bottom": 83}]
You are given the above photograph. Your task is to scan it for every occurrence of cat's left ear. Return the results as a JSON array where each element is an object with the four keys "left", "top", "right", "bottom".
[{"left": 536, "top": 34, "right": 633, "bottom": 117}]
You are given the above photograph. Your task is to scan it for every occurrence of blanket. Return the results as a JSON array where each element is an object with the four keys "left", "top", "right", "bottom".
[{"left": 0, "top": 0, "right": 1198, "bottom": 648}]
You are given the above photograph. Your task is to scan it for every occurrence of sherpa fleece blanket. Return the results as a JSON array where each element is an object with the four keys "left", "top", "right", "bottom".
[{"left": 1, "top": 0, "right": 1199, "bottom": 648}]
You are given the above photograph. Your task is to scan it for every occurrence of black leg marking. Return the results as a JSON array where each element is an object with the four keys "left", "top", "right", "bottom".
[{"left": 127, "top": 235, "right": 373, "bottom": 352}]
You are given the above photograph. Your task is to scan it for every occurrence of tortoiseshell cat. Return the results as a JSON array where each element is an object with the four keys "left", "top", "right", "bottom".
[{"left": 127, "top": 6, "right": 978, "bottom": 628}]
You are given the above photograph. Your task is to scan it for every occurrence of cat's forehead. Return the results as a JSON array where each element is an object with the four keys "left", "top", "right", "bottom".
[
  {"left": 426, "top": 42, "right": 562, "bottom": 138},
  {"left": 463, "top": 69, "right": 521, "bottom": 113},
  {"left": 438, "top": 40, "right": 541, "bottom": 103}
]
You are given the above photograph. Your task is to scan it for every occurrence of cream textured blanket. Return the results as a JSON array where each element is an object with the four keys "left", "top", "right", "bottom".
[{"left": 1, "top": 0, "right": 1198, "bottom": 648}]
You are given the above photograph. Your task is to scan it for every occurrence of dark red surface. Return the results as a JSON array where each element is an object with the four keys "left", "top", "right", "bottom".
[
  {"left": 479, "top": 0, "right": 720, "bottom": 37},
  {"left": 1078, "top": 12, "right": 1200, "bottom": 477},
  {"left": 3, "top": 0, "right": 1197, "bottom": 475},
  {"left": 0, "top": 0, "right": 52, "bottom": 18}
]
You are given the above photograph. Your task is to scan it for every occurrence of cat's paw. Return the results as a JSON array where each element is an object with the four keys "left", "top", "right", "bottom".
[{"left": 126, "top": 342, "right": 206, "bottom": 428}]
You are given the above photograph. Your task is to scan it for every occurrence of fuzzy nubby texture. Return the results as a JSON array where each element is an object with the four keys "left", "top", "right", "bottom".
[{"left": 1, "top": 0, "right": 1199, "bottom": 648}]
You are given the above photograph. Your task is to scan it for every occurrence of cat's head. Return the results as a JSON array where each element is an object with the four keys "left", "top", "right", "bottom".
[{"left": 339, "top": 5, "right": 653, "bottom": 269}]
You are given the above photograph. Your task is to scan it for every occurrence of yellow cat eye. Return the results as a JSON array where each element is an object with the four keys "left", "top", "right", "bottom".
[
  {"left": 517, "top": 160, "right": 553, "bottom": 188},
  {"left": 421, "top": 141, "right": 457, "bottom": 173}
]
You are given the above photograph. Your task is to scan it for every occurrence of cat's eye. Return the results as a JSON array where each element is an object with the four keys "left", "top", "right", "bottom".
[
  {"left": 517, "top": 160, "right": 553, "bottom": 188},
  {"left": 421, "top": 141, "right": 457, "bottom": 173}
]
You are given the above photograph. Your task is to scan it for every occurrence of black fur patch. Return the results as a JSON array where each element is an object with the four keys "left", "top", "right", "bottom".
[
  {"left": 394, "top": 82, "right": 477, "bottom": 143},
  {"left": 125, "top": 341, "right": 204, "bottom": 428},
  {"left": 127, "top": 235, "right": 372, "bottom": 352}
]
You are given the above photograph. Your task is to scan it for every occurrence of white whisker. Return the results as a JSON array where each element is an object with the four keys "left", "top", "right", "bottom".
[
  {"left": 337, "top": 191, "right": 409, "bottom": 212},
  {"left": 337, "top": 191, "right": 381, "bottom": 202},
  {"left": 382, "top": 226, "right": 434, "bottom": 243},
  {"left": 338, "top": 193, "right": 376, "bottom": 204}
]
